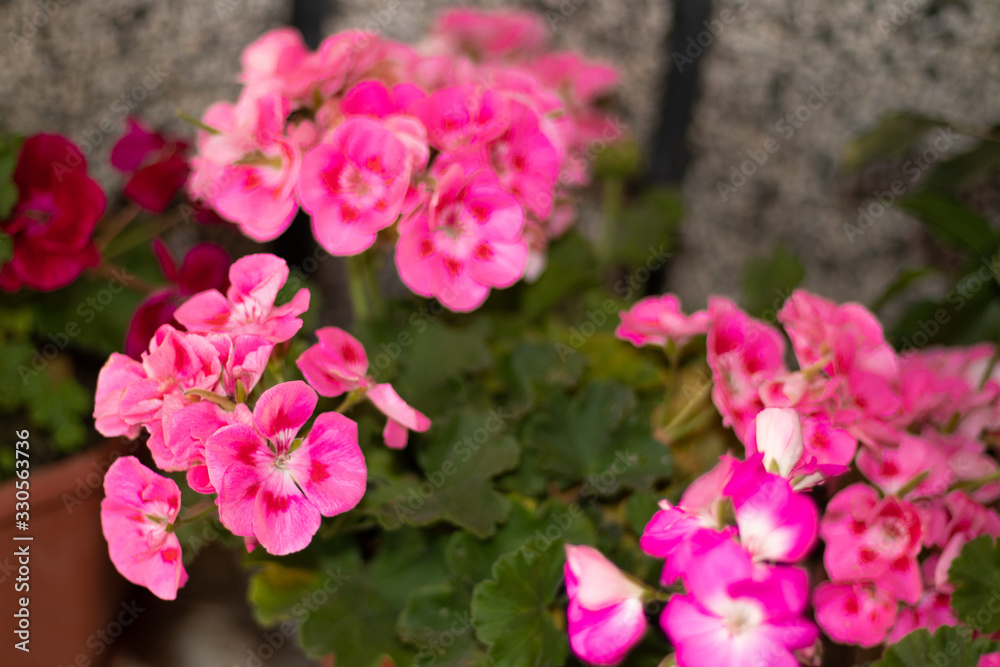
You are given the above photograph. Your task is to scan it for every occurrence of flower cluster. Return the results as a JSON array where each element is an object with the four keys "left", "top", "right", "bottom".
[
  {"left": 0, "top": 134, "right": 105, "bottom": 292},
  {"left": 95, "top": 253, "right": 430, "bottom": 598},
  {"left": 564, "top": 288, "right": 1000, "bottom": 665},
  {"left": 187, "top": 9, "right": 619, "bottom": 311}
]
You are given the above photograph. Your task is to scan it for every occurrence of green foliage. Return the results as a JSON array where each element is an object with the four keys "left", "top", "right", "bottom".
[
  {"left": 742, "top": 245, "right": 805, "bottom": 318},
  {"left": 874, "top": 626, "right": 999, "bottom": 667},
  {"left": 471, "top": 541, "right": 569, "bottom": 667},
  {"left": 0, "top": 133, "right": 24, "bottom": 220},
  {"left": 948, "top": 536, "right": 1000, "bottom": 634},
  {"left": 841, "top": 114, "right": 947, "bottom": 172}
]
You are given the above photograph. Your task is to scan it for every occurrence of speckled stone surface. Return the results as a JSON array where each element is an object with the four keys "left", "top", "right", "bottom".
[{"left": 667, "top": 0, "right": 1000, "bottom": 308}]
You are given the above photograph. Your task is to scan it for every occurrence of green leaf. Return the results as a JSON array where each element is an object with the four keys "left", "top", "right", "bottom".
[
  {"left": 0, "top": 134, "right": 24, "bottom": 219},
  {"left": 397, "top": 584, "right": 489, "bottom": 667},
  {"left": 503, "top": 340, "right": 585, "bottom": 411},
  {"left": 395, "top": 318, "right": 493, "bottom": 412},
  {"left": 0, "top": 232, "right": 12, "bottom": 264},
  {"left": 613, "top": 187, "right": 681, "bottom": 267},
  {"left": 522, "top": 233, "right": 600, "bottom": 321},
  {"left": 472, "top": 540, "right": 568, "bottom": 667},
  {"left": 949, "top": 535, "right": 1000, "bottom": 633},
  {"left": 874, "top": 626, "right": 998, "bottom": 667},
  {"left": 742, "top": 245, "right": 805, "bottom": 318},
  {"left": 578, "top": 330, "right": 664, "bottom": 390},
  {"left": 842, "top": 114, "right": 947, "bottom": 172},
  {"left": 524, "top": 382, "right": 671, "bottom": 494},
  {"left": 871, "top": 267, "right": 936, "bottom": 313},
  {"left": 373, "top": 408, "right": 521, "bottom": 537},
  {"left": 901, "top": 193, "right": 998, "bottom": 257}
]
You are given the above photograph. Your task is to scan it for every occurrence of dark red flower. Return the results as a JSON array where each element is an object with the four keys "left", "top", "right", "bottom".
[
  {"left": 125, "top": 240, "right": 230, "bottom": 358},
  {"left": 111, "top": 118, "right": 190, "bottom": 213},
  {"left": 0, "top": 134, "right": 105, "bottom": 292}
]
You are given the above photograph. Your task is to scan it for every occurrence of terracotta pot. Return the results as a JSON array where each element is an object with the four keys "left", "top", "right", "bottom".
[{"left": 0, "top": 438, "right": 134, "bottom": 667}]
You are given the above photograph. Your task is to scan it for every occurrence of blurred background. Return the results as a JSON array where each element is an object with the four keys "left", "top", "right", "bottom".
[{"left": 1, "top": 0, "right": 999, "bottom": 665}]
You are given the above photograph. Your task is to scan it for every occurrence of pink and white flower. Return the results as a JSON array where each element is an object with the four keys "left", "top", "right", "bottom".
[
  {"left": 564, "top": 544, "right": 647, "bottom": 666},
  {"left": 205, "top": 381, "right": 367, "bottom": 555},
  {"left": 101, "top": 457, "right": 188, "bottom": 600},
  {"left": 615, "top": 294, "right": 711, "bottom": 350}
]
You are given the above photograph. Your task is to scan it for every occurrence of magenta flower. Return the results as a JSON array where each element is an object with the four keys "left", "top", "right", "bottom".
[
  {"left": 641, "top": 502, "right": 735, "bottom": 586},
  {"left": 125, "top": 240, "right": 231, "bottom": 359},
  {"left": 204, "top": 381, "right": 367, "bottom": 555},
  {"left": 886, "top": 590, "right": 957, "bottom": 645},
  {"left": 661, "top": 539, "right": 817, "bottom": 667},
  {"left": 413, "top": 86, "right": 508, "bottom": 154},
  {"left": 723, "top": 456, "right": 819, "bottom": 563},
  {"left": 615, "top": 294, "right": 710, "bottom": 350},
  {"left": 981, "top": 655, "right": 1000, "bottom": 667},
  {"left": 298, "top": 116, "right": 413, "bottom": 255},
  {"left": 706, "top": 297, "right": 788, "bottom": 441},
  {"left": 175, "top": 253, "right": 310, "bottom": 343},
  {"left": 820, "top": 483, "right": 922, "bottom": 604},
  {"left": 813, "top": 581, "right": 897, "bottom": 647},
  {"left": 111, "top": 118, "right": 190, "bottom": 212},
  {"left": 564, "top": 544, "right": 647, "bottom": 666},
  {"left": 101, "top": 456, "right": 188, "bottom": 600},
  {"left": 395, "top": 163, "right": 527, "bottom": 312},
  {"left": 296, "top": 326, "right": 431, "bottom": 448},
  {"left": 432, "top": 8, "right": 547, "bottom": 61},
  {"left": 0, "top": 134, "right": 105, "bottom": 292}
]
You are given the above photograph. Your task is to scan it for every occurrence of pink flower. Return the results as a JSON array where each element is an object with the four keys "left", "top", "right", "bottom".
[
  {"left": 723, "top": 456, "right": 819, "bottom": 563},
  {"left": 413, "top": 86, "right": 509, "bottom": 154},
  {"left": 111, "top": 118, "right": 190, "bottom": 212},
  {"left": 187, "top": 88, "right": 300, "bottom": 241},
  {"left": 886, "top": 591, "right": 957, "bottom": 644},
  {"left": 661, "top": 539, "right": 817, "bottom": 667},
  {"left": 820, "top": 483, "right": 923, "bottom": 604},
  {"left": 205, "top": 381, "right": 367, "bottom": 555},
  {"left": 94, "top": 353, "right": 146, "bottom": 440},
  {"left": 296, "top": 327, "right": 431, "bottom": 448},
  {"left": 615, "top": 294, "right": 711, "bottom": 349},
  {"left": 564, "top": 544, "right": 646, "bottom": 666},
  {"left": 125, "top": 240, "right": 231, "bottom": 359},
  {"left": 163, "top": 400, "right": 233, "bottom": 493},
  {"left": 707, "top": 298, "right": 788, "bottom": 440},
  {"left": 641, "top": 502, "right": 735, "bottom": 586},
  {"left": 813, "top": 581, "right": 897, "bottom": 647},
  {"left": 746, "top": 407, "right": 803, "bottom": 478},
  {"left": 395, "top": 163, "right": 527, "bottom": 312},
  {"left": 298, "top": 117, "right": 412, "bottom": 255},
  {"left": 431, "top": 9, "right": 548, "bottom": 61},
  {"left": 101, "top": 456, "right": 188, "bottom": 600},
  {"left": 175, "top": 253, "right": 310, "bottom": 343},
  {"left": 0, "top": 134, "right": 104, "bottom": 292},
  {"left": 745, "top": 409, "right": 855, "bottom": 488},
  {"left": 981, "top": 655, "right": 1000, "bottom": 667}
]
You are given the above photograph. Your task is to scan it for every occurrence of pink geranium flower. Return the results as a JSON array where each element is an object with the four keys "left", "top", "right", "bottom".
[
  {"left": 125, "top": 240, "right": 231, "bottom": 359},
  {"left": 175, "top": 253, "right": 310, "bottom": 343},
  {"left": 615, "top": 294, "right": 711, "bottom": 350},
  {"left": 296, "top": 326, "right": 431, "bottom": 448},
  {"left": 298, "top": 116, "right": 412, "bottom": 255},
  {"left": 706, "top": 298, "right": 788, "bottom": 440},
  {"left": 723, "top": 456, "right": 819, "bottom": 563},
  {"left": 431, "top": 8, "right": 548, "bottom": 61},
  {"left": 820, "top": 483, "right": 923, "bottom": 604},
  {"left": 564, "top": 544, "right": 647, "bottom": 666},
  {"left": 111, "top": 118, "right": 190, "bottom": 212},
  {"left": 813, "top": 581, "right": 897, "bottom": 647},
  {"left": 204, "top": 381, "right": 367, "bottom": 555},
  {"left": 101, "top": 456, "right": 188, "bottom": 600},
  {"left": 395, "top": 163, "right": 527, "bottom": 312},
  {"left": 661, "top": 539, "right": 817, "bottom": 667},
  {"left": 0, "top": 134, "right": 105, "bottom": 292}
]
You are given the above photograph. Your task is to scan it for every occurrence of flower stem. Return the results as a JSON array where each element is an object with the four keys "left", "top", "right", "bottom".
[
  {"left": 88, "top": 262, "right": 159, "bottom": 295},
  {"left": 96, "top": 202, "right": 141, "bottom": 250},
  {"left": 103, "top": 208, "right": 185, "bottom": 260},
  {"left": 346, "top": 254, "right": 372, "bottom": 322}
]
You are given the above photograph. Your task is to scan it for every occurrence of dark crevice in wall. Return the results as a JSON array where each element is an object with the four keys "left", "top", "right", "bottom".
[{"left": 646, "top": 0, "right": 713, "bottom": 186}]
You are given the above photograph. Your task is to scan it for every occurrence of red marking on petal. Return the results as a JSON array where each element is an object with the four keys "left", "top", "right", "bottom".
[
  {"left": 859, "top": 547, "right": 878, "bottom": 564},
  {"left": 881, "top": 460, "right": 899, "bottom": 477},
  {"left": 419, "top": 239, "right": 434, "bottom": 257},
  {"left": 342, "top": 204, "right": 360, "bottom": 222},
  {"left": 375, "top": 199, "right": 387, "bottom": 212},
  {"left": 246, "top": 171, "right": 262, "bottom": 189},
  {"left": 342, "top": 343, "right": 359, "bottom": 364},
  {"left": 512, "top": 155, "right": 526, "bottom": 171},
  {"left": 890, "top": 555, "right": 910, "bottom": 572},
  {"left": 474, "top": 242, "right": 494, "bottom": 260},
  {"left": 263, "top": 491, "right": 290, "bottom": 513},
  {"left": 470, "top": 204, "right": 489, "bottom": 222},
  {"left": 850, "top": 519, "right": 867, "bottom": 535},
  {"left": 161, "top": 547, "right": 180, "bottom": 563},
  {"left": 444, "top": 257, "right": 462, "bottom": 277},
  {"left": 309, "top": 460, "right": 330, "bottom": 483},
  {"left": 236, "top": 441, "right": 259, "bottom": 466},
  {"left": 365, "top": 155, "right": 383, "bottom": 173},
  {"left": 843, "top": 596, "right": 860, "bottom": 615}
]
